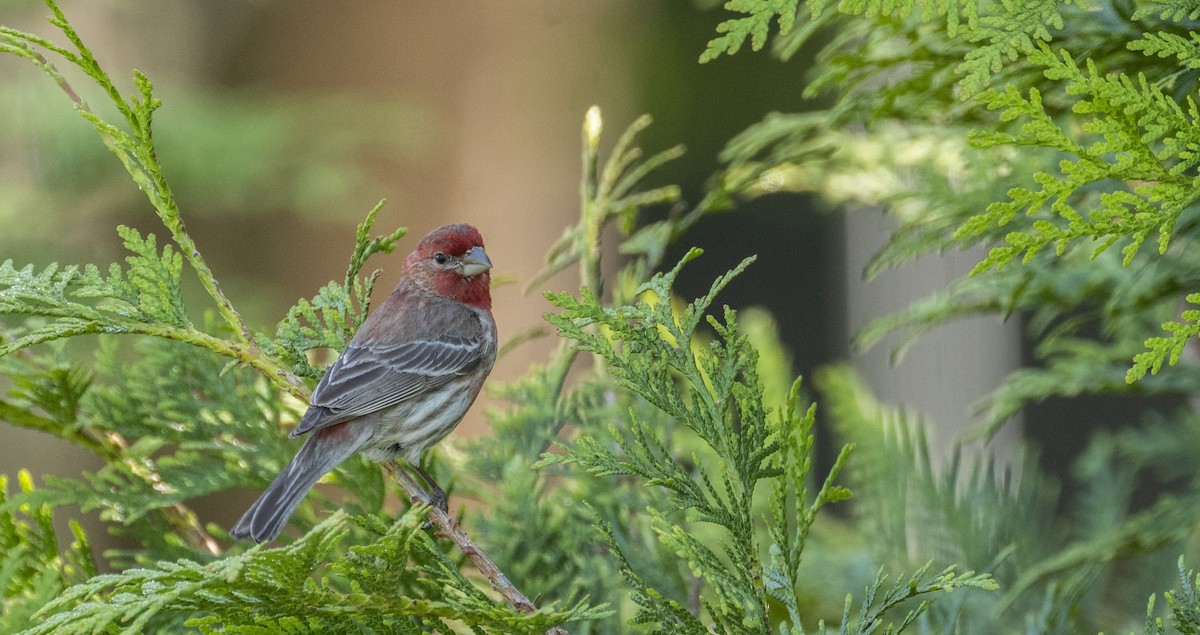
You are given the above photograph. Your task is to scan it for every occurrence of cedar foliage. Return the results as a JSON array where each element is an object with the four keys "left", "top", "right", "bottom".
[
  {"left": 0, "top": 2, "right": 994, "bottom": 632},
  {"left": 702, "top": 0, "right": 1200, "bottom": 631},
  {"left": 4, "top": 0, "right": 1200, "bottom": 632}
]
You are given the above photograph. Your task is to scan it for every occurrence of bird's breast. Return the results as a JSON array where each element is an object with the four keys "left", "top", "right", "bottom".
[{"left": 360, "top": 373, "right": 482, "bottom": 465}]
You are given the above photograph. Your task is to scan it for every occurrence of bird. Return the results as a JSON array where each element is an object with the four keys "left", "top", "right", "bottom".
[{"left": 230, "top": 223, "right": 496, "bottom": 543}]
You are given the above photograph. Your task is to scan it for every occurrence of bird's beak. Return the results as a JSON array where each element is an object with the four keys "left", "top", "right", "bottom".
[{"left": 460, "top": 246, "right": 492, "bottom": 277}]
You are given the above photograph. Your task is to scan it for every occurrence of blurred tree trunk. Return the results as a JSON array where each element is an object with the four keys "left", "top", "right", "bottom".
[{"left": 845, "top": 209, "right": 1023, "bottom": 463}]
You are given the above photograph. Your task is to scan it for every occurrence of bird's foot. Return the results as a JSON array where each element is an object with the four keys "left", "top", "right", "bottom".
[{"left": 428, "top": 488, "right": 448, "bottom": 515}]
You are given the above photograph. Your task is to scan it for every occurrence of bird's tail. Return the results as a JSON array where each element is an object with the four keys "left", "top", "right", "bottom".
[{"left": 230, "top": 423, "right": 370, "bottom": 543}]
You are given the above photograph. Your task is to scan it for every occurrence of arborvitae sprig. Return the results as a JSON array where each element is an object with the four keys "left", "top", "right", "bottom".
[
  {"left": 0, "top": 226, "right": 189, "bottom": 355},
  {"left": 0, "top": 471, "right": 96, "bottom": 634},
  {"left": 24, "top": 509, "right": 591, "bottom": 635},
  {"left": 529, "top": 107, "right": 686, "bottom": 298},
  {"left": 1131, "top": 292, "right": 1200, "bottom": 383},
  {"left": 544, "top": 249, "right": 784, "bottom": 631},
  {"left": 700, "top": 1, "right": 800, "bottom": 63},
  {"left": 1141, "top": 558, "right": 1200, "bottom": 634},
  {"left": 544, "top": 251, "right": 995, "bottom": 632},
  {"left": 823, "top": 563, "right": 999, "bottom": 635},
  {"left": 962, "top": 43, "right": 1200, "bottom": 273},
  {"left": 1165, "top": 558, "right": 1200, "bottom": 633}
]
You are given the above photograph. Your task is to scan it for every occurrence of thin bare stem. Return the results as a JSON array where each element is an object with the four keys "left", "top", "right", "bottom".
[{"left": 382, "top": 463, "right": 569, "bottom": 635}]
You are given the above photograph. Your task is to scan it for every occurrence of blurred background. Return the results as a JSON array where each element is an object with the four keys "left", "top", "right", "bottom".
[{"left": 1, "top": 1, "right": 1022, "bottom": 531}]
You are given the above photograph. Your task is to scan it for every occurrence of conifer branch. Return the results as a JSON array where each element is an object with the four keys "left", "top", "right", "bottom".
[
  {"left": 130, "top": 324, "right": 308, "bottom": 399},
  {"left": 3, "top": 1, "right": 254, "bottom": 346}
]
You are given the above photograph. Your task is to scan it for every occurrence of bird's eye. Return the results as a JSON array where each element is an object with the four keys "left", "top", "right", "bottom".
[{"left": 434, "top": 252, "right": 448, "bottom": 265}]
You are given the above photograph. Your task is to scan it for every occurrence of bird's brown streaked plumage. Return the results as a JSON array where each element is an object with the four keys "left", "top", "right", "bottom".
[{"left": 230, "top": 224, "right": 496, "bottom": 543}]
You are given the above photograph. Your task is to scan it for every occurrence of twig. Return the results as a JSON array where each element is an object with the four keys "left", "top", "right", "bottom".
[
  {"left": 104, "top": 429, "right": 223, "bottom": 556},
  {"left": 381, "top": 463, "right": 569, "bottom": 635},
  {"left": 116, "top": 323, "right": 309, "bottom": 400}
]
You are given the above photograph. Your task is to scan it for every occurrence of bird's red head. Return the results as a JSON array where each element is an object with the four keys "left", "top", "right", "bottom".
[{"left": 404, "top": 224, "right": 492, "bottom": 310}]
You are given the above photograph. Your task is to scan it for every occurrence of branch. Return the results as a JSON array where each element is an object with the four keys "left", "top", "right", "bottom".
[
  {"left": 123, "top": 324, "right": 309, "bottom": 401},
  {"left": 381, "top": 463, "right": 569, "bottom": 635}
]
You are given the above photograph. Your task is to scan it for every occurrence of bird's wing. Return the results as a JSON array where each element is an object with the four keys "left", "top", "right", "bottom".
[{"left": 290, "top": 334, "right": 487, "bottom": 437}]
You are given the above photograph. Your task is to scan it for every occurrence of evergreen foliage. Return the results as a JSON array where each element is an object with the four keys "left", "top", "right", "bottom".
[
  {"left": 1140, "top": 558, "right": 1200, "bottom": 635},
  {"left": 701, "top": 0, "right": 1200, "bottom": 629},
  {"left": 13, "top": 0, "right": 1200, "bottom": 631},
  {"left": 816, "top": 365, "right": 1200, "bottom": 630},
  {"left": 701, "top": 1, "right": 800, "bottom": 62},
  {"left": 0, "top": 2, "right": 1000, "bottom": 632},
  {"left": 542, "top": 257, "right": 994, "bottom": 632},
  {"left": 24, "top": 509, "right": 585, "bottom": 635},
  {"left": 0, "top": 471, "right": 96, "bottom": 634}
]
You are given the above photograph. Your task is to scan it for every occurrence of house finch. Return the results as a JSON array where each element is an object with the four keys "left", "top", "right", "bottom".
[{"left": 231, "top": 224, "right": 496, "bottom": 543}]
